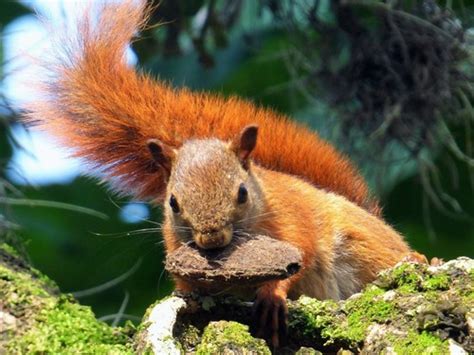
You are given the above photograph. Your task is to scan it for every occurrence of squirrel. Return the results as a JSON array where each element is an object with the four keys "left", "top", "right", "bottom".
[{"left": 24, "top": 0, "right": 426, "bottom": 348}]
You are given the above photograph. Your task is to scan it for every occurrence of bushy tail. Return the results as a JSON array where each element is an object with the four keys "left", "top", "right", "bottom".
[{"left": 26, "top": 0, "right": 379, "bottom": 214}]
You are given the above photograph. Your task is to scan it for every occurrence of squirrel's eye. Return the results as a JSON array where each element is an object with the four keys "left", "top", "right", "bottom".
[
  {"left": 169, "top": 194, "right": 180, "bottom": 213},
  {"left": 237, "top": 184, "right": 248, "bottom": 204}
]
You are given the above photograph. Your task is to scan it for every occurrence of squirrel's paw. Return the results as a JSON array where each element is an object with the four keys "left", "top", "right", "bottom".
[{"left": 252, "top": 283, "right": 288, "bottom": 349}]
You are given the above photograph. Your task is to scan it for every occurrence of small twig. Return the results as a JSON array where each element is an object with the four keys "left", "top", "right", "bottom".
[
  {"left": 439, "top": 119, "right": 474, "bottom": 167},
  {"left": 0, "top": 197, "right": 108, "bottom": 220},
  {"left": 426, "top": 160, "right": 467, "bottom": 217},
  {"left": 369, "top": 103, "right": 401, "bottom": 141},
  {"left": 0, "top": 178, "right": 23, "bottom": 197},
  {"left": 385, "top": 9, "right": 410, "bottom": 66},
  {"left": 71, "top": 258, "right": 142, "bottom": 298},
  {"left": 418, "top": 158, "right": 461, "bottom": 219},
  {"left": 112, "top": 291, "right": 130, "bottom": 327}
]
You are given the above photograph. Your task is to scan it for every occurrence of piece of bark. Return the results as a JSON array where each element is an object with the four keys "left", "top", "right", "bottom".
[{"left": 165, "top": 235, "right": 302, "bottom": 288}]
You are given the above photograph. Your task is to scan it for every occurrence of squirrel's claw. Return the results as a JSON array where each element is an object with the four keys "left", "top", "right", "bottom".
[{"left": 252, "top": 283, "right": 288, "bottom": 349}]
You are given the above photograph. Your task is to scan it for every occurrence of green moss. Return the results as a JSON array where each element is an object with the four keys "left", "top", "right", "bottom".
[
  {"left": 422, "top": 274, "right": 450, "bottom": 291},
  {"left": 1, "top": 259, "right": 134, "bottom": 353},
  {"left": 291, "top": 296, "right": 338, "bottom": 332},
  {"left": 464, "top": 288, "right": 474, "bottom": 302},
  {"left": 467, "top": 269, "right": 474, "bottom": 296},
  {"left": 0, "top": 243, "right": 21, "bottom": 258},
  {"left": 391, "top": 331, "right": 448, "bottom": 354},
  {"left": 0, "top": 263, "right": 54, "bottom": 319},
  {"left": 291, "top": 287, "right": 398, "bottom": 348},
  {"left": 459, "top": 283, "right": 474, "bottom": 306},
  {"left": 289, "top": 296, "right": 340, "bottom": 346},
  {"left": 0, "top": 243, "right": 59, "bottom": 294},
  {"left": 377, "top": 263, "right": 424, "bottom": 293},
  {"left": 195, "top": 321, "right": 270, "bottom": 355},
  {"left": 135, "top": 320, "right": 151, "bottom": 335},
  {"left": 342, "top": 287, "right": 397, "bottom": 341},
  {"left": 376, "top": 262, "right": 455, "bottom": 295},
  {"left": 8, "top": 296, "right": 132, "bottom": 353},
  {"left": 0, "top": 235, "right": 29, "bottom": 261}
]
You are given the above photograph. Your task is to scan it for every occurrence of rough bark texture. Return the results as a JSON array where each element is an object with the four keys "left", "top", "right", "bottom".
[
  {"left": 1, "top": 242, "right": 473, "bottom": 354},
  {"left": 165, "top": 235, "right": 302, "bottom": 289}
]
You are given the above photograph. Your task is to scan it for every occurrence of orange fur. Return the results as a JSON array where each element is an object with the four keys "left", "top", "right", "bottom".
[
  {"left": 251, "top": 166, "right": 411, "bottom": 301},
  {"left": 25, "top": 0, "right": 378, "bottom": 214}
]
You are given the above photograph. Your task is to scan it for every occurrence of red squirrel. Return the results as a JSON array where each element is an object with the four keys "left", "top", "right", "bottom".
[{"left": 24, "top": 0, "right": 424, "bottom": 347}]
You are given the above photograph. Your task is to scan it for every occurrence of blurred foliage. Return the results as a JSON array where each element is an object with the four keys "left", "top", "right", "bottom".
[
  {"left": 0, "top": 0, "right": 473, "bottom": 324},
  {"left": 0, "top": 1, "right": 30, "bottom": 259},
  {"left": 9, "top": 178, "right": 173, "bottom": 319},
  {"left": 0, "top": 1, "right": 30, "bottom": 24}
]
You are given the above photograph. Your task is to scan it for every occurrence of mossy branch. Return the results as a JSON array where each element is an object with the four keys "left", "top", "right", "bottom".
[{"left": 1, "top": 241, "right": 473, "bottom": 354}]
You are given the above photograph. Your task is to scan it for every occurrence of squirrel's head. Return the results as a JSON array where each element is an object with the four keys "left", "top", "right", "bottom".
[{"left": 147, "top": 125, "right": 263, "bottom": 249}]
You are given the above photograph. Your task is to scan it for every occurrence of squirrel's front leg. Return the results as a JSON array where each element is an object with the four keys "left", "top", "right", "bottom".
[{"left": 252, "top": 279, "right": 291, "bottom": 348}]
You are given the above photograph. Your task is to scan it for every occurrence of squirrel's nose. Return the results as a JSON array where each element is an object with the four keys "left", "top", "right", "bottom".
[{"left": 194, "top": 226, "right": 232, "bottom": 249}]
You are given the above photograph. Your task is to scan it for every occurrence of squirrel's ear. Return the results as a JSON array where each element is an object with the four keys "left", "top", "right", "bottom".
[
  {"left": 147, "top": 139, "right": 176, "bottom": 179},
  {"left": 231, "top": 125, "right": 258, "bottom": 170}
]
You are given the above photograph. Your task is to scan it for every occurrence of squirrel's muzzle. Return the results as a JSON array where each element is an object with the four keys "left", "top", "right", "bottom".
[{"left": 194, "top": 226, "right": 233, "bottom": 249}]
